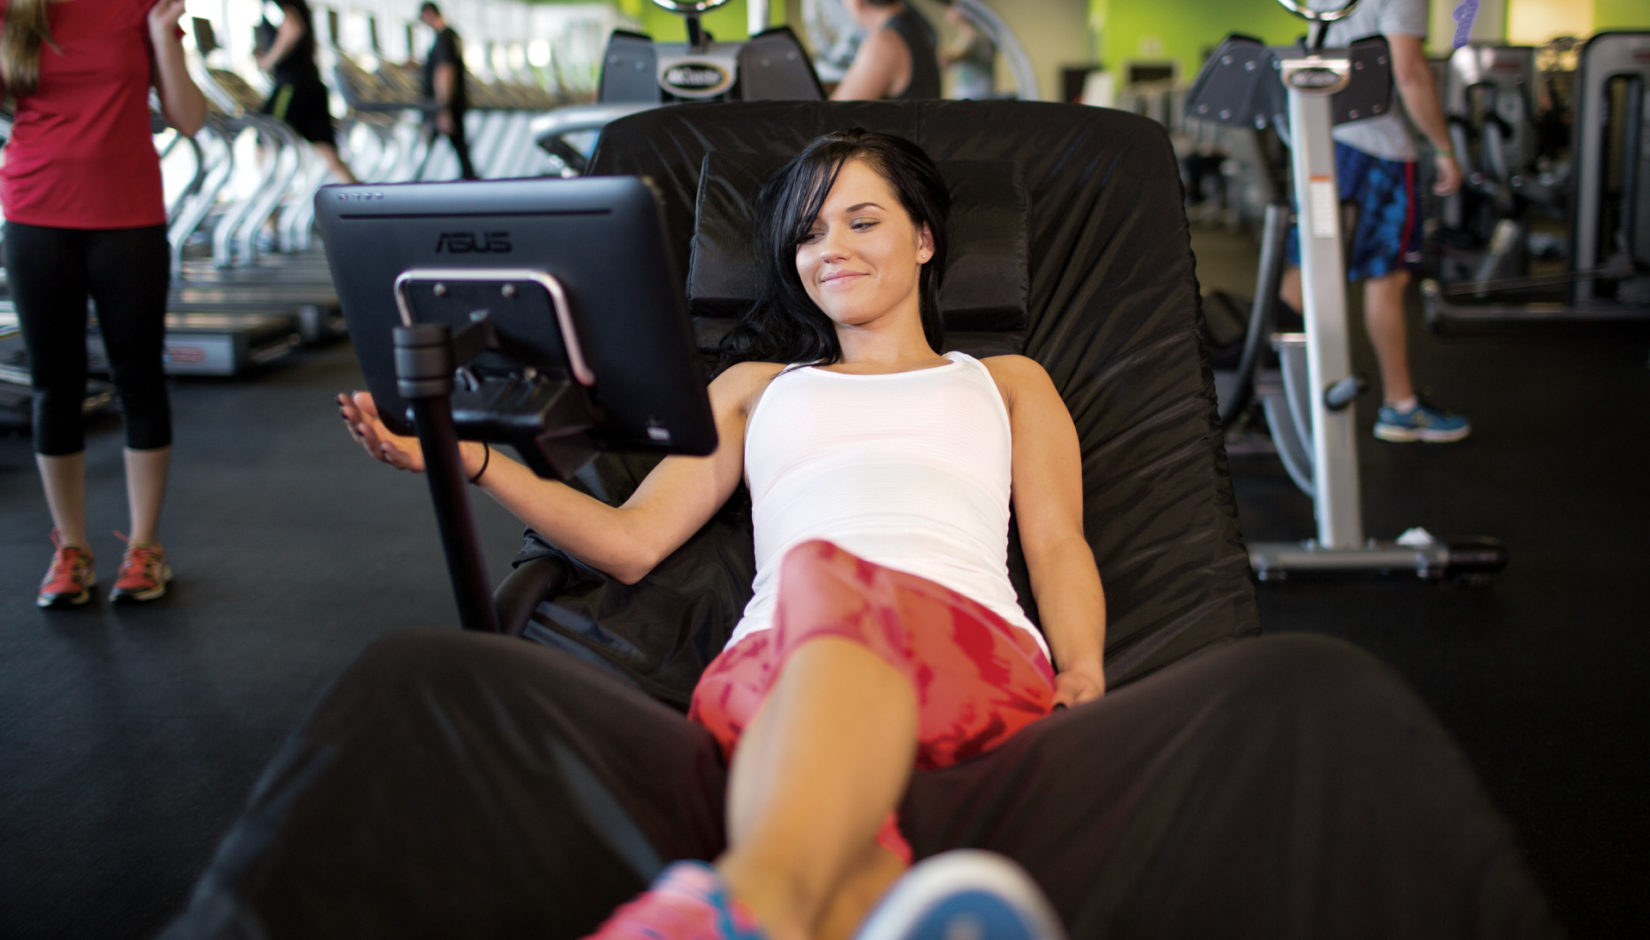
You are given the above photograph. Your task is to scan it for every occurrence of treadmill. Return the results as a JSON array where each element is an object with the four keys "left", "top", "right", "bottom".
[
  {"left": 96, "top": 15, "right": 350, "bottom": 377},
  {"left": 166, "top": 17, "right": 347, "bottom": 346},
  {"left": 92, "top": 107, "right": 308, "bottom": 377},
  {"left": 169, "top": 70, "right": 346, "bottom": 345}
]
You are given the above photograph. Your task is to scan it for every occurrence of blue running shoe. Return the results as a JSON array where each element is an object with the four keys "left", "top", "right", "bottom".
[
  {"left": 854, "top": 850, "right": 1066, "bottom": 940},
  {"left": 1374, "top": 399, "right": 1471, "bottom": 443}
]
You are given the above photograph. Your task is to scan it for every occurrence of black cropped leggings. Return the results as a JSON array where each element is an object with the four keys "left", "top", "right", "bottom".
[{"left": 3, "top": 221, "right": 173, "bottom": 456}]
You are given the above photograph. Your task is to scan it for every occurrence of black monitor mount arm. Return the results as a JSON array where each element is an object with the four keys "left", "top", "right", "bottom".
[{"left": 392, "top": 270, "right": 600, "bottom": 634}]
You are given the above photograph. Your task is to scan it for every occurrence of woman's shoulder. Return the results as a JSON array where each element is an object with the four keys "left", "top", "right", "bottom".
[
  {"left": 711, "top": 360, "right": 788, "bottom": 401},
  {"left": 977, "top": 353, "right": 1048, "bottom": 382},
  {"left": 976, "top": 354, "right": 1057, "bottom": 413},
  {"left": 715, "top": 360, "right": 789, "bottom": 382}
]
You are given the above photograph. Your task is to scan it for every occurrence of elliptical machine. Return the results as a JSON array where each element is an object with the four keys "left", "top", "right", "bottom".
[
  {"left": 1186, "top": 0, "right": 1506, "bottom": 583},
  {"left": 532, "top": 0, "right": 823, "bottom": 175}
]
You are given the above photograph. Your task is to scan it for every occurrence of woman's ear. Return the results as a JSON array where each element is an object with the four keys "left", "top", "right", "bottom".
[{"left": 917, "top": 223, "right": 934, "bottom": 263}]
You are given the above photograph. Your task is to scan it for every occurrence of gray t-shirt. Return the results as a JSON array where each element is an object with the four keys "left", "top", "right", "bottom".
[{"left": 1310, "top": 0, "right": 1429, "bottom": 161}]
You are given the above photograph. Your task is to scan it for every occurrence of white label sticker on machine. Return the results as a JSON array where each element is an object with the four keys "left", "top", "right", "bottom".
[{"left": 1308, "top": 176, "right": 1338, "bottom": 239}]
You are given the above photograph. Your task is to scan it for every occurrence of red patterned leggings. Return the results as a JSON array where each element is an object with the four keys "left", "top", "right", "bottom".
[{"left": 688, "top": 539, "right": 1056, "bottom": 860}]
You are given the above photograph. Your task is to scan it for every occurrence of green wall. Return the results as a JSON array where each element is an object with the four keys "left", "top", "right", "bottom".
[
  {"left": 1593, "top": 0, "right": 1650, "bottom": 30},
  {"left": 1091, "top": 0, "right": 1309, "bottom": 85},
  {"left": 596, "top": 1, "right": 1645, "bottom": 80},
  {"left": 1091, "top": 0, "right": 1647, "bottom": 83},
  {"left": 627, "top": 1, "right": 765, "bottom": 43}
]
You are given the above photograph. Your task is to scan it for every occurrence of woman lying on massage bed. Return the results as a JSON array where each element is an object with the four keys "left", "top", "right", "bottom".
[{"left": 338, "top": 128, "right": 1101, "bottom": 940}]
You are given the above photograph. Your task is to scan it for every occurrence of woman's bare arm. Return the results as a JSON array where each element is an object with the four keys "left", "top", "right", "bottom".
[
  {"left": 148, "top": 0, "right": 206, "bottom": 136},
  {"left": 831, "top": 28, "right": 909, "bottom": 100},
  {"left": 256, "top": 7, "right": 306, "bottom": 73},
  {"left": 986, "top": 355, "right": 1107, "bottom": 706},
  {"left": 340, "top": 361, "right": 780, "bottom": 585}
]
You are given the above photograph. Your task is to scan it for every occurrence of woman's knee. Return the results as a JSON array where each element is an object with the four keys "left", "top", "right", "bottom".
[
  {"left": 110, "top": 378, "right": 172, "bottom": 450},
  {"left": 779, "top": 538, "right": 847, "bottom": 579},
  {"left": 778, "top": 539, "right": 857, "bottom": 597},
  {"left": 32, "top": 383, "right": 90, "bottom": 456}
]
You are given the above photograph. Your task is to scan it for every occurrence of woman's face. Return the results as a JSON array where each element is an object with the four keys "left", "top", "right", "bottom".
[{"left": 794, "top": 157, "right": 933, "bottom": 333}]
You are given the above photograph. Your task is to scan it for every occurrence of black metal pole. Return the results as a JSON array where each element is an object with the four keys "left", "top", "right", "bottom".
[{"left": 395, "top": 323, "right": 501, "bottom": 633}]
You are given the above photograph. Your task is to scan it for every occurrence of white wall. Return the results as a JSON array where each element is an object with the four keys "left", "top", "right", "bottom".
[
  {"left": 974, "top": 0, "right": 1090, "bottom": 102},
  {"left": 1508, "top": 0, "right": 1593, "bottom": 44},
  {"left": 909, "top": 0, "right": 1090, "bottom": 102}
]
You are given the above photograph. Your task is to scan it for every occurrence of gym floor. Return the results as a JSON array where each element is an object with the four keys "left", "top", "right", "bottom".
[{"left": 0, "top": 226, "right": 1645, "bottom": 937}]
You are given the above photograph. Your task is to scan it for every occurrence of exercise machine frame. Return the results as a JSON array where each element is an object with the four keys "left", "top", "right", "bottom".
[{"left": 1187, "top": 0, "right": 1506, "bottom": 582}]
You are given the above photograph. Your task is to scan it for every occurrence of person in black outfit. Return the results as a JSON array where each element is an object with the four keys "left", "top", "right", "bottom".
[
  {"left": 256, "top": 0, "right": 357, "bottom": 183},
  {"left": 832, "top": 0, "right": 941, "bottom": 101},
  {"left": 418, "top": 2, "right": 477, "bottom": 180}
]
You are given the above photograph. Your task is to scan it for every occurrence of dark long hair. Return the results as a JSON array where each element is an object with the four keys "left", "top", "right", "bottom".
[
  {"left": 718, "top": 128, "right": 950, "bottom": 370},
  {"left": 0, "top": 0, "right": 56, "bottom": 99}
]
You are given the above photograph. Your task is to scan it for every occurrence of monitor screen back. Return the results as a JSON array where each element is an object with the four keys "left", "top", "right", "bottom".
[{"left": 315, "top": 175, "right": 716, "bottom": 460}]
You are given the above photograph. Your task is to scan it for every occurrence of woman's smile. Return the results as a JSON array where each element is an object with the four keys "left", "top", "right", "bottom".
[{"left": 819, "top": 269, "right": 869, "bottom": 288}]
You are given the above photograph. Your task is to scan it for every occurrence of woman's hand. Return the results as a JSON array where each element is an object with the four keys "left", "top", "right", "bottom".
[
  {"left": 338, "top": 391, "right": 426, "bottom": 473},
  {"left": 1053, "top": 660, "right": 1106, "bottom": 709},
  {"left": 147, "top": 0, "right": 188, "bottom": 44}
]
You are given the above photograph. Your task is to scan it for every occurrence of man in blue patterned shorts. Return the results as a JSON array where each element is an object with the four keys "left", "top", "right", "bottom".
[{"left": 1282, "top": 0, "right": 1470, "bottom": 442}]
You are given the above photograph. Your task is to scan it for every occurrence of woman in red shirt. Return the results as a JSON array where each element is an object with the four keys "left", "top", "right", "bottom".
[{"left": 1, "top": 0, "right": 205, "bottom": 607}]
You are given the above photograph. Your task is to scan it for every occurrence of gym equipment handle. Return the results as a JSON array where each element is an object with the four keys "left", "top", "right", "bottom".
[
  {"left": 1323, "top": 373, "right": 1367, "bottom": 411},
  {"left": 1274, "top": 0, "right": 1361, "bottom": 23}
]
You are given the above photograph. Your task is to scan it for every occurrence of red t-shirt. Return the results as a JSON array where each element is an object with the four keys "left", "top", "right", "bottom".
[{"left": 0, "top": 0, "right": 167, "bottom": 228}]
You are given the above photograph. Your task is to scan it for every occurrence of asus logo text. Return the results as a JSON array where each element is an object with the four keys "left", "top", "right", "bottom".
[{"left": 435, "top": 231, "right": 513, "bottom": 254}]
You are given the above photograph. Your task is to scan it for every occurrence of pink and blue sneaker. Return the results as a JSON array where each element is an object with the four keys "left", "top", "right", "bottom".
[
  {"left": 854, "top": 850, "right": 1067, "bottom": 940},
  {"left": 585, "top": 861, "right": 767, "bottom": 940}
]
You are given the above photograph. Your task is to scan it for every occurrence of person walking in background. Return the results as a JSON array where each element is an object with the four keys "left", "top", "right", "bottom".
[
  {"left": 1279, "top": 0, "right": 1470, "bottom": 443},
  {"left": 255, "top": 0, "right": 359, "bottom": 184},
  {"left": 1, "top": 0, "right": 207, "bottom": 607},
  {"left": 418, "top": 2, "right": 477, "bottom": 180},
  {"left": 831, "top": 0, "right": 941, "bottom": 101}
]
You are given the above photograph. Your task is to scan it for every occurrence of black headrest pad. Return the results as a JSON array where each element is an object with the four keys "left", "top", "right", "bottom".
[{"left": 687, "top": 150, "right": 1030, "bottom": 334}]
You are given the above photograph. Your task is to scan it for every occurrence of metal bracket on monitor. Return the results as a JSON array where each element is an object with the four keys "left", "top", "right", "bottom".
[
  {"left": 393, "top": 267, "right": 595, "bottom": 387},
  {"left": 386, "top": 267, "right": 609, "bottom": 633}
]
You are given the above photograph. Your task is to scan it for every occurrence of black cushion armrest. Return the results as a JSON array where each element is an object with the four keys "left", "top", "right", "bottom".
[{"left": 493, "top": 553, "right": 572, "bottom": 638}]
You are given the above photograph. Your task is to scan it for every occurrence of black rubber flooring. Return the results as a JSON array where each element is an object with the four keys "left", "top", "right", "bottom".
[{"left": 0, "top": 227, "right": 1645, "bottom": 937}]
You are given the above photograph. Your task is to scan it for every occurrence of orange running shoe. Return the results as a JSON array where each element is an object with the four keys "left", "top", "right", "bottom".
[
  {"left": 38, "top": 531, "right": 95, "bottom": 609},
  {"left": 110, "top": 535, "right": 171, "bottom": 603}
]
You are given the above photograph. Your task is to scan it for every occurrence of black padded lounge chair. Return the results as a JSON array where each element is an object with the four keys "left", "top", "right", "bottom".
[{"left": 161, "top": 100, "right": 1560, "bottom": 940}]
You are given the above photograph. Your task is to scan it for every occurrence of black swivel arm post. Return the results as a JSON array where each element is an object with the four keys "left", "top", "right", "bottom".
[
  {"left": 390, "top": 267, "right": 604, "bottom": 634},
  {"left": 394, "top": 320, "right": 502, "bottom": 634}
]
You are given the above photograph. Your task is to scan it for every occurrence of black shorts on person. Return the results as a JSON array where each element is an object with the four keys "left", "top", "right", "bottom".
[{"left": 263, "top": 78, "right": 337, "bottom": 147}]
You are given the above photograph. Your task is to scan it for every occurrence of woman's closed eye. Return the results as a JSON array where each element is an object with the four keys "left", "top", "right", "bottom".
[{"left": 798, "top": 219, "right": 879, "bottom": 245}]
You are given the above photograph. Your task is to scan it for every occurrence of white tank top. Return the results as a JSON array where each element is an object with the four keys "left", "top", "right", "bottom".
[{"left": 730, "top": 350, "right": 1050, "bottom": 660}]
